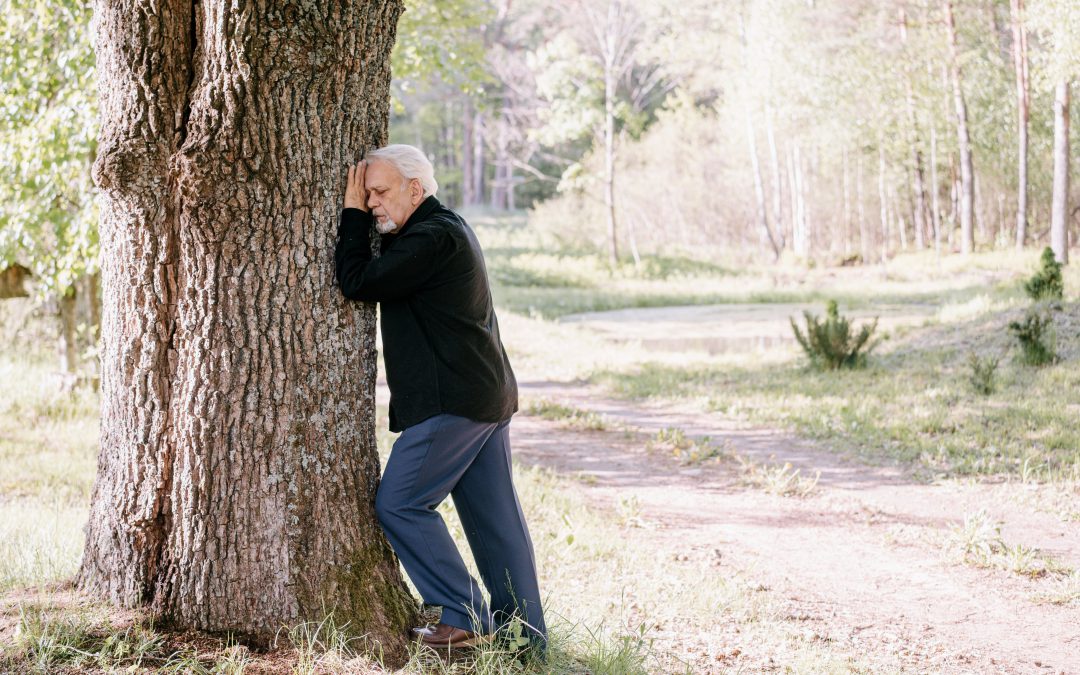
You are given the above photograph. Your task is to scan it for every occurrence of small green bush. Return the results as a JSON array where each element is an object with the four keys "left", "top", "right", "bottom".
[
  {"left": 967, "top": 352, "right": 1000, "bottom": 395},
  {"left": 1008, "top": 308, "right": 1057, "bottom": 366},
  {"left": 791, "top": 300, "right": 879, "bottom": 370},
  {"left": 1024, "top": 247, "right": 1064, "bottom": 301}
]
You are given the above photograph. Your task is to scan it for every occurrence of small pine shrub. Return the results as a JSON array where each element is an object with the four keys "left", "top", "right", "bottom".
[
  {"left": 791, "top": 300, "right": 880, "bottom": 370},
  {"left": 1008, "top": 308, "right": 1057, "bottom": 366},
  {"left": 1024, "top": 247, "right": 1064, "bottom": 301},
  {"left": 967, "top": 352, "right": 1000, "bottom": 395}
]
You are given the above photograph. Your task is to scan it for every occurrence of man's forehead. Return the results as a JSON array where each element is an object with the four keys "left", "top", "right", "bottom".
[{"left": 365, "top": 159, "right": 402, "bottom": 185}]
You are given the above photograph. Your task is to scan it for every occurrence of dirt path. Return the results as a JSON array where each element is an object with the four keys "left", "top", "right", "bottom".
[{"left": 510, "top": 380, "right": 1080, "bottom": 674}]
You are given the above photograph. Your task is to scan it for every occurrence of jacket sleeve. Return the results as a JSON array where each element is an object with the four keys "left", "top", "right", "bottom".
[{"left": 334, "top": 208, "right": 441, "bottom": 301}]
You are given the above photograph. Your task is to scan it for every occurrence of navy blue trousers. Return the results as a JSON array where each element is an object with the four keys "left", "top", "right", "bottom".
[{"left": 375, "top": 413, "right": 547, "bottom": 643}]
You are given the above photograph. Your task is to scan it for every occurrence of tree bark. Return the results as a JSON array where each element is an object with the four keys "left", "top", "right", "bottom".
[
  {"left": 944, "top": 0, "right": 975, "bottom": 254},
  {"left": 78, "top": 0, "right": 416, "bottom": 654},
  {"left": 1010, "top": 0, "right": 1030, "bottom": 250},
  {"left": 1051, "top": 79, "right": 1070, "bottom": 264}
]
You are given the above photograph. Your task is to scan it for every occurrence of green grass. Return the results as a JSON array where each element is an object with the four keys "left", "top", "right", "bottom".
[
  {"left": 0, "top": 356, "right": 97, "bottom": 593},
  {"left": 471, "top": 210, "right": 1044, "bottom": 320},
  {"left": 0, "top": 357, "right": 766, "bottom": 673},
  {"left": 524, "top": 398, "right": 608, "bottom": 431},
  {"left": 946, "top": 510, "right": 1074, "bottom": 579},
  {"left": 591, "top": 302, "right": 1080, "bottom": 479},
  {"left": 472, "top": 211, "right": 1080, "bottom": 482}
]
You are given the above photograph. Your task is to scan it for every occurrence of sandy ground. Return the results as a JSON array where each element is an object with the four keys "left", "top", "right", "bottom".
[{"left": 510, "top": 378, "right": 1080, "bottom": 674}]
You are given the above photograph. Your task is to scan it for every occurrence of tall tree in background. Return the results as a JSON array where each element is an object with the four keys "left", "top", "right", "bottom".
[
  {"left": 532, "top": 0, "right": 667, "bottom": 265},
  {"left": 1050, "top": 79, "right": 1070, "bottom": 263},
  {"left": 1030, "top": 0, "right": 1080, "bottom": 264},
  {"left": 78, "top": 0, "right": 416, "bottom": 652},
  {"left": 1010, "top": 0, "right": 1031, "bottom": 250},
  {"left": 900, "top": 6, "right": 930, "bottom": 251},
  {"left": 586, "top": 0, "right": 643, "bottom": 265},
  {"left": 943, "top": 0, "right": 976, "bottom": 254},
  {"left": 393, "top": 0, "right": 493, "bottom": 207},
  {"left": 738, "top": 5, "right": 781, "bottom": 260}
]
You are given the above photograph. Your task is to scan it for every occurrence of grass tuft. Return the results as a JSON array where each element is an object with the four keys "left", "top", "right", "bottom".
[{"left": 524, "top": 398, "right": 608, "bottom": 431}]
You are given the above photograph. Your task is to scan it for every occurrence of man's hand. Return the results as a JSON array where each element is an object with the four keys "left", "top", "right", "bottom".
[{"left": 344, "top": 160, "right": 369, "bottom": 212}]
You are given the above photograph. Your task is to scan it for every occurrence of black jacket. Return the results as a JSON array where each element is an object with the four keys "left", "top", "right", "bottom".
[{"left": 335, "top": 195, "right": 518, "bottom": 432}]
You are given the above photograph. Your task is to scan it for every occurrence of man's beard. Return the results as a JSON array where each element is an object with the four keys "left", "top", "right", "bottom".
[{"left": 375, "top": 215, "right": 398, "bottom": 234}]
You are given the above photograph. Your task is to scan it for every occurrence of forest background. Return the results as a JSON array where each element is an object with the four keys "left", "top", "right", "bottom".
[{"left": 3, "top": 0, "right": 1079, "bottom": 358}]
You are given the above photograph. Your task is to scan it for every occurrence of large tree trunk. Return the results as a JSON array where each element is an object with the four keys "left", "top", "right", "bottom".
[
  {"left": 78, "top": 0, "right": 416, "bottom": 654},
  {"left": 1010, "top": 0, "right": 1030, "bottom": 250},
  {"left": 1051, "top": 79, "right": 1070, "bottom": 264},
  {"left": 944, "top": 0, "right": 975, "bottom": 254}
]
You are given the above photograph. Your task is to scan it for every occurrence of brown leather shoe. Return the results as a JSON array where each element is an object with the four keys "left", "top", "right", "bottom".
[{"left": 412, "top": 622, "right": 488, "bottom": 648}]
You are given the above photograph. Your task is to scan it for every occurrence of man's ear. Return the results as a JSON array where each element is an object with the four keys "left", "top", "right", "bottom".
[{"left": 410, "top": 178, "right": 424, "bottom": 205}]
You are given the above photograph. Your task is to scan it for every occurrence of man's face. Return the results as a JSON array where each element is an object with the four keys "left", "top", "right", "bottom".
[{"left": 365, "top": 159, "right": 423, "bottom": 234}]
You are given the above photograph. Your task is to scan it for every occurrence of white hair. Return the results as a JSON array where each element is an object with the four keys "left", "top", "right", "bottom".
[{"left": 366, "top": 144, "right": 439, "bottom": 198}]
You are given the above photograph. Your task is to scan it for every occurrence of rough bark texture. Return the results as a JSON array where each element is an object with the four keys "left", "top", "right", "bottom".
[{"left": 78, "top": 0, "right": 416, "bottom": 656}]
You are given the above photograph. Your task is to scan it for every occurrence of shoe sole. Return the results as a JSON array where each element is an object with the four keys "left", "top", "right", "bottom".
[{"left": 420, "top": 634, "right": 493, "bottom": 650}]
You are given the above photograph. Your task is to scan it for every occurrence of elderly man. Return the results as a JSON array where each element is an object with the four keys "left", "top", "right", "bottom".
[{"left": 334, "top": 144, "right": 547, "bottom": 653}]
